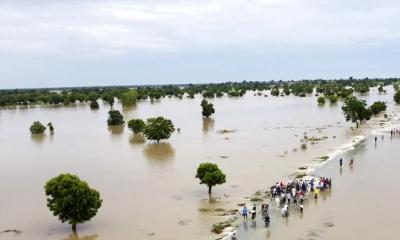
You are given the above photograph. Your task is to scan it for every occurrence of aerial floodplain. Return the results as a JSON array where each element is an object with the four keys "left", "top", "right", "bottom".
[{"left": 1, "top": 1, "right": 400, "bottom": 240}]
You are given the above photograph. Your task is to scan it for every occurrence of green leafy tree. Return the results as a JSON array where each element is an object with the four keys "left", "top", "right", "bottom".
[
  {"left": 394, "top": 91, "right": 400, "bottom": 104},
  {"left": 30, "top": 121, "right": 46, "bottom": 134},
  {"left": 317, "top": 96, "right": 325, "bottom": 104},
  {"left": 44, "top": 173, "right": 102, "bottom": 232},
  {"left": 201, "top": 99, "right": 215, "bottom": 118},
  {"left": 120, "top": 90, "right": 137, "bottom": 107},
  {"left": 342, "top": 96, "right": 372, "bottom": 128},
  {"left": 143, "top": 117, "right": 175, "bottom": 142},
  {"left": 127, "top": 119, "right": 145, "bottom": 134},
  {"left": 369, "top": 101, "right": 387, "bottom": 115},
  {"left": 107, "top": 110, "right": 124, "bottom": 126},
  {"left": 195, "top": 163, "right": 226, "bottom": 194},
  {"left": 90, "top": 100, "right": 99, "bottom": 109}
]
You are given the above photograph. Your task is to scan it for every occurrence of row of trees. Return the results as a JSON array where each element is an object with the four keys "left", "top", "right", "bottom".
[
  {"left": 106, "top": 110, "right": 175, "bottom": 142},
  {"left": 46, "top": 162, "right": 226, "bottom": 231},
  {"left": 3, "top": 78, "right": 400, "bottom": 106}
]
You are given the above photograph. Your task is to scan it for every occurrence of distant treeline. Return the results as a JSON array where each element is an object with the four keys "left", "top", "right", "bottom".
[{"left": 1, "top": 78, "right": 399, "bottom": 106}]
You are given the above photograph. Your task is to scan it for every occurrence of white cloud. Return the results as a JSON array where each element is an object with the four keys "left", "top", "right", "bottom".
[{"left": 1, "top": 0, "right": 400, "bottom": 56}]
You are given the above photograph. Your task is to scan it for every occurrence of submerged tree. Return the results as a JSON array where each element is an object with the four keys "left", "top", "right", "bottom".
[
  {"left": 195, "top": 163, "right": 226, "bottom": 195},
  {"left": 342, "top": 96, "right": 372, "bottom": 128},
  {"left": 394, "top": 91, "right": 400, "bottom": 104},
  {"left": 201, "top": 99, "right": 215, "bottom": 118},
  {"left": 317, "top": 96, "right": 325, "bottom": 105},
  {"left": 47, "top": 122, "right": 54, "bottom": 134},
  {"left": 143, "top": 117, "right": 175, "bottom": 142},
  {"left": 127, "top": 119, "right": 145, "bottom": 134},
  {"left": 107, "top": 110, "right": 124, "bottom": 126},
  {"left": 30, "top": 121, "right": 46, "bottom": 134},
  {"left": 120, "top": 90, "right": 137, "bottom": 107},
  {"left": 44, "top": 173, "right": 102, "bottom": 232},
  {"left": 90, "top": 100, "right": 99, "bottom": 109},
  {"left": 102, "top": 94, "right": 114, "bottom": 107},
  {"left": 369, "top": 101, "right": 387, "bottom": 116}
]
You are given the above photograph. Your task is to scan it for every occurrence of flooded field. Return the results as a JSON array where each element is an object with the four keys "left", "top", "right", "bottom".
[{"left": 0, "top": 87, "right": 398, "bottom": 240}]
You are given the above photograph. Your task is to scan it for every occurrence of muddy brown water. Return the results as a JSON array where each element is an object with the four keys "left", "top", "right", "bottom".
[
  {"left": 0, "top": 87, "right": 398, "bottom": 240},
  {"left": 236, "top": 133, "right": 400, "bottom": 240}
]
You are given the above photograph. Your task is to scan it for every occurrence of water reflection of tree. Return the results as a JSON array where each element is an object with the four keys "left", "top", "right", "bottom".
[
  {"left": 30, "top": 134, "right": 46, "bottom": 143},
  {"left": 202, "top": 118, "right": 215, "bottom": 132},
  {"left": 143, "top": 142, "right": 175, "bottom": 162},
  {"left": 129, "top": 134, "right": 145, "bottom": 144},
  {"left": 62, "top": 231, "right": 98, "bottom": 240},
  {"left": 108, "top": 125, "right": 124, "bottom": 134}
]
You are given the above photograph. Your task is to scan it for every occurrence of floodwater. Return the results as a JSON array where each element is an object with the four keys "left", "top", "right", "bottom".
[
  {"left": 236, "top": 133, "right": 400, "bottom": 240},
  {"left": 0, "top": 86, "right": 398, "bottom": 240}
]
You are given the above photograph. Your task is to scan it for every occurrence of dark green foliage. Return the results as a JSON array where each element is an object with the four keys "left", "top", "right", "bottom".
[
  {"left": 90, "top": 100, "right": 99, "bottom": 109},
  {"left": 195, "top": 163, "right": 226, "bottom": 194},
  {"left": 342, "top": 96, "right": 372, "bottom": 127},
  {"left": 378, "top": 85, "right": 385, "bottom": 93},
  {"left": 1, "top": 78, "right": 398, "bottom": 107},
  {"left": 127, "top": 119, "right": 145, "bottom": 134},
  {"left": 201, "top": 99, "right": 215, "bottom": 118},
  {"left": 369, "top": 101, "right": 387, "bottom": 115},
  {"left": 47, "top": 122, "right": 54, "bottom": 134},
  {"left": 44, "top": 173, "right": 102, "bottom": 231},
  {"left": 394, "top": 91, "right": 400, "bottom": 104},
  {"left": 107, "top": 110, "right": 124, "bottom": 126},
  {"left": 30, "top": 121, "right": 46, "bottom": 134},
  {"left": 143, "top": 117, "right": 175, "bottom": 142},
  {"left": 270, "top": 88, "right": 280, "bottom": 96},
  {"left": 317, "top": 96, "right": 325, "bottom": 104}
]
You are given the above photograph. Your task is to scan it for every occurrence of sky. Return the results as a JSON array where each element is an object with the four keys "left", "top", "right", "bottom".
[{"left": 1, "top": 0, "right": 400, "bottom": 89}]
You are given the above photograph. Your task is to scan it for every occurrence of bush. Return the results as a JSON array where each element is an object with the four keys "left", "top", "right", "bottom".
[
  {"left": 107, "top": 110, "right": 124, "bottom": 126},
  {"left": 127, "top": 119, "right": 145, "bottom": 133},
  {"left": 30, "top": 121, "right": 46, "bottom": 134},
  {"left": 328, "top": 95, "right": 339, "bottom": 103},
  {"left": 90, "top": 100, "right": 99, "bottom": 109},
  {"left": 317, "top": 96, "right": 325, "bottom": 104}
]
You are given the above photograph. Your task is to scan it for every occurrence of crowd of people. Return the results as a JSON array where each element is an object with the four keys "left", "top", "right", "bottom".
[
  {"left": 390, "top": 129, "right": 400, "bottom": 137},
  {"left": 239, "top": 176, "right": 332, "bottom": 231}
]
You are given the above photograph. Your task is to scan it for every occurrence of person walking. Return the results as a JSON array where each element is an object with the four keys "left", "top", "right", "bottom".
[
  {"left": 251, "top": 204, "right": 256, "bottom": 219},
  {"left": 339, "top": 158, "right": 343, "bottom": 167},
  {"left": 242, "top": 205, "right": 248, "bottom": 219}
]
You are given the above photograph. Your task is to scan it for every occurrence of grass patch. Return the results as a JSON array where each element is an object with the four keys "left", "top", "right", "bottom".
[
  {"left": 295, "top": 173, "right": 307, "bottom": 179},
  {"left": 250, "top": 197, "right": 264, "bottom": 202},
  {"left": 319, "top": 156, "right": 329, "bottom": 161},
  {"left": 211, "top": 222, "right": 231, "bottom": 234}
]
